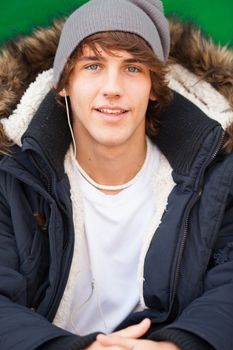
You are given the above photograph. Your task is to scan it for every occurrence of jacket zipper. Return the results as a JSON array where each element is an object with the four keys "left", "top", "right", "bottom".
[
  {"left": 168, "top": 129, "right": 226, "bottom": 319},
  {"left": 46, "top": 239, "right": 74, "bottom": 321},
  {"left": 43, "top": 196, "right": 74, "bottom": 321}
]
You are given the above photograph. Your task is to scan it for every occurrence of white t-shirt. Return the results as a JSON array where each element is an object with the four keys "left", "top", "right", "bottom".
[{"left": 56, "top": 140, "right": 160, "bottom": 335}]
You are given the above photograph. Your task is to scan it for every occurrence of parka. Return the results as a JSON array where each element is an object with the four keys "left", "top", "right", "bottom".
[{"left": 0, "top": 18, "right": 233, "bottom": 350}]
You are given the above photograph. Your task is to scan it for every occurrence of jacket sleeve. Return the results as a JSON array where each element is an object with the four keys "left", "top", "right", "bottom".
[
  {"left": 148, "top": 189, "right": 233, "bottom": 350},
  {"left": 0, "top": 295, "right": 97, "bottom": 349},
  {"left": 149, "top": 328, "right": 214, "bottom": 350},
  {"left": 37, "top": 335, "right": 97, "bottom": 350},
  {"left": 0, "top": 178, "right": 97, "bottom": 350}
]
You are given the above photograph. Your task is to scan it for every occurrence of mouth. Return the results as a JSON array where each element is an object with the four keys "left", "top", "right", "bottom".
[
  {"left": 95, "top": 107, "right": 128, "bottom": 115},
  {"left": 94, "top": 107, "right": 129, "bottom": 122}
]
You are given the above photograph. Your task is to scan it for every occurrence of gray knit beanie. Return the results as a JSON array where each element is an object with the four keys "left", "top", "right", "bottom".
[{"left": 53, "top": 0, "right": 170, "bottom": 87}]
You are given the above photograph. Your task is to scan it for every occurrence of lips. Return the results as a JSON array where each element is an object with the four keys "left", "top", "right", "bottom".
[
  {"left": 95, "top": 106, "right": 128, "bottom": 116},
  {"left": 93, "top": 106, "right": 129, "bottom": 124}
]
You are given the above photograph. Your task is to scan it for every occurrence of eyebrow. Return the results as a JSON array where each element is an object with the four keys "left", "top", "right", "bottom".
[{"left": 78, "top": 56, "right": 145, "bottom": 64}]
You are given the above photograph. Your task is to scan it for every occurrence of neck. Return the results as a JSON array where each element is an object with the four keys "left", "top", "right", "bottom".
[{"left": 75, "top": 136, "right": 147, "bottom": 188}]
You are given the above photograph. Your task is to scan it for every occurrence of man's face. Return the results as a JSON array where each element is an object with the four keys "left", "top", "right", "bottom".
[{"left": 64, "top": 45, "right": 156, "bottom": 150}]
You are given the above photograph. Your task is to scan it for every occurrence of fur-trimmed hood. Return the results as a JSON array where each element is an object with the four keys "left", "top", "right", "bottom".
[{"left": 0, "top": 17, "right": 233, "bottom": 154}]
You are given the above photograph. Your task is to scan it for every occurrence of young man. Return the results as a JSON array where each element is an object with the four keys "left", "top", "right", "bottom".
[{"left": 0, "top": 0, "right": 233, "bottom": 349}]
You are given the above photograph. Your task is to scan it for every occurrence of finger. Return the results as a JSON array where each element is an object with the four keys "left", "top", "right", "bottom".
[
  {"left": 97, "top": 334, "right": 135, "bottom": 349},
  {"left": 113, "top": 318, "right": 151, "bottom": 339}
]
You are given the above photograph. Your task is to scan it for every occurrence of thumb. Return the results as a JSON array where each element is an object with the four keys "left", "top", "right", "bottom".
[{"left": 113, "top": 318, "right": 151, "bottom": 339}]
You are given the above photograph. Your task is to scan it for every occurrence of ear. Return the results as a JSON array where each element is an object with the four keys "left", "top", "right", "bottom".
[
  {"left": 59, "top": 88, "right": 67, "bottom": 97},
  {"left": 149, "top": 91, "right": 157, "bottom": 102}
]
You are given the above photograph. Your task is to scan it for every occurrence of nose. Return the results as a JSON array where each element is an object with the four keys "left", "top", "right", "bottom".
[{"left": 101, "top": 69, "right": 123, "bottom": 99}]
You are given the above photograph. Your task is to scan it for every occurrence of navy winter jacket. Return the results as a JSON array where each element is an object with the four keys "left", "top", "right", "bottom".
[{"left": 0, "top": 91, "right": 233, "bottom": 350}]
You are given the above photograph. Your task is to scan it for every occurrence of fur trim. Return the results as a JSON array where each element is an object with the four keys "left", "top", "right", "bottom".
[
  {"left": 0, "top": 20, "right": 63, "bottom": 119},
  {"left": 168, "top": 19, "right": 233, "bottom": 110},
  {"left": 167, "top": 64, "right": 232, "bottom": 129},
  {"left": 1, "top": 69, "right": 53, "bottom": 146}
]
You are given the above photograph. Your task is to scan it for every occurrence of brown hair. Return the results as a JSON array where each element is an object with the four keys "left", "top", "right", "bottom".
[{"left": 55, "top": 31, "right": 173, "bottom": 137}]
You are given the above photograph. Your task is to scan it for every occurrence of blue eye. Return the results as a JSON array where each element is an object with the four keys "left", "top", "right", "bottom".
[
  {"left": 86, "top": 64, "right": 99, "bottom": 70},
  {"left": 127, "top": 66, "right": 140, "bottom": 73}
]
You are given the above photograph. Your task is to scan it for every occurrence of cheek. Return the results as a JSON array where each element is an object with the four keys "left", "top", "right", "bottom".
[
  {"left": 69, "top": 83, "right": 91, "bottom": 106},
  {"left": 129, "top": 78, "right": 152, "bottom": 98},
  {"left": 133, "top": 88, "right": 152, "bottom": 111}
]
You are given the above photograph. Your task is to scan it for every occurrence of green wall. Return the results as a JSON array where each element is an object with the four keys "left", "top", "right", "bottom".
[{"left": 1, "top": 0, "right": 233, "bottom": 47}]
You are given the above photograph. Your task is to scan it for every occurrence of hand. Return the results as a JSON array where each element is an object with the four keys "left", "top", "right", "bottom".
[{"left": 85, "top": 318, "right": 151, "bottom": 349}]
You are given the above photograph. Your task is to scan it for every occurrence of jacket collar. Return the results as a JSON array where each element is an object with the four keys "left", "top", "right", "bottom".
[
  {"left": 155, "top": 92, "right": 221, "bottom": 175},
  {"left": 22, "top": 90, "right": 71, "bottom": 179}
]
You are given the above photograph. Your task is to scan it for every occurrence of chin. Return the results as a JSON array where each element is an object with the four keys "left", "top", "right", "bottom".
[
  {"left": 94, "top": 133, "right": 126, "bottom": 146},
  {"left": 99, "top": 140, "right": 123, "bottom": 148}
]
